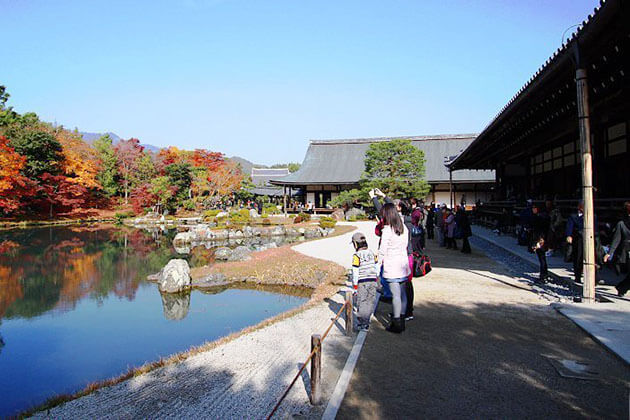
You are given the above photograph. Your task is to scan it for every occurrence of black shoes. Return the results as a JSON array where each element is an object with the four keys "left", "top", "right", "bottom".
[{"left": 386, "top": 317, "right": 404, "bottom": 333}]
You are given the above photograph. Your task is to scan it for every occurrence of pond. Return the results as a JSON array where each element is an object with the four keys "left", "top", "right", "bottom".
[{"left": 0, "top": 225, "right": 308, "bottom": 417}]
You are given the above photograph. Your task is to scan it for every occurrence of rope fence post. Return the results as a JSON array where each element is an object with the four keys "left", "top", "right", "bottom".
[
  {"left": 345, "top": 289, "right": 353, "bottom": 336},
  {"left": 310, "top": 334, "right": 322, "bottom": 405}
]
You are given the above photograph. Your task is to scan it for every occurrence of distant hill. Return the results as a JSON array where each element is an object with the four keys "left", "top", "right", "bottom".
[
  {"left": 79, "top": 131, "right": 160, "bottom": 153},
  {"left": 229, "top": 156, "right": 267, "bottom": 175}
]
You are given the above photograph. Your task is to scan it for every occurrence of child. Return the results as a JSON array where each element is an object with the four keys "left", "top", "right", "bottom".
[
  {"left": 351, "top": 232, "right": 378, "bottom": 331},
  {"left": 533, "top": 235, "right": 548, "bottom": 283}
]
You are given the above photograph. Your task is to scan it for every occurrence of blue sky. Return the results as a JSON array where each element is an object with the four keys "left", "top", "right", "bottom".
[{"left": 2, "top": 0, "right": 598, "bottom": 165}]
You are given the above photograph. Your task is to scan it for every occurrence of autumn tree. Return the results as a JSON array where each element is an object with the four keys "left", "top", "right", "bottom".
[
  {"left": 114, "top": 138, "right": 144, "bottom": 204},
  {"left": 37, "top": 173, "right": 88, "bottom": 218},
  {"left": 55, "top": 129, "right": 100, "bottom": 190},
  {"left": 93, "top": 135, "right": 119, "bottom": 197},
  {"left": 0, "top": 136, "right": 35, "bottom": 215},
  {"left": 130, "top": 183, "right": 158, "bottom": 214}
]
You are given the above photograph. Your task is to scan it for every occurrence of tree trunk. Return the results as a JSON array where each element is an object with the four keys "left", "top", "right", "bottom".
[{"left": 49, "top": 203, "right": 53, "bottom": 219}]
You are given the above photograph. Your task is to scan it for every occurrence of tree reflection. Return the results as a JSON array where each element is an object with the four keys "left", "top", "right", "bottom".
[{"left": 0, "top": 225, "right": 178, "bottom": 321}]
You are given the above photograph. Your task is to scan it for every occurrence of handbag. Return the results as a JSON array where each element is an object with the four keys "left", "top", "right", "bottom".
[
  {"left": 410, "top": 224, "right": 424, "bottom": 237},
  {"left": 413, "top": 252, "right": 432, "bottom": 277}
]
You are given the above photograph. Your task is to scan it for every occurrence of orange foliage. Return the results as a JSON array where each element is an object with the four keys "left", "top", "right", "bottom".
[
  {"left": 0, "top": 136, "right": 35, "bottom": 214},
  {"left": 55, "top": 130, "right": 100, "bottom": 189},
  {"left": 0, "top": 265, "right": 24, "bottom": 318},
  {"left": 204, "top": 160, "right": 244, "bottom": 199}
]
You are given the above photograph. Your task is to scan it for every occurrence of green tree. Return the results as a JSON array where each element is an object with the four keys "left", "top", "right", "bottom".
[
  {"left": 132, "top": 152, "right": 157, "bottom": 187},
  {"left": 164, "top": 162, "right": 192, "bottom": 203},
  {"left": 93, "top": 135, "right": 119, "bottom": 197},
  {"left": 151, "top": 176, "right": 177, "bottom": 213},
  {"left": 0, "top": 85, "right": 19, "bottom": 127},
  {"left": 360, "top": 139, "right": 429, "bottom": 199},
  {"left": 10, "top": 131, "right": 63, "bottom": 178},
  {"left": 330, "top": 189, "right": 368, "bottom": 209}
]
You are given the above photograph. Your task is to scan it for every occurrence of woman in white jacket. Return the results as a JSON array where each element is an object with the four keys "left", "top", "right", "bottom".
[{"left": 378, "top": 203, "right": 411, "bottom": 333}]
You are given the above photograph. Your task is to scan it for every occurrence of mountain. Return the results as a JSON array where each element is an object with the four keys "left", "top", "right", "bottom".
[
  {"left": 229, "top": 156, "right": 267, "bottom": 175},
  {"left": 79, "top": 131, "right": 160, "bottom": 153}
]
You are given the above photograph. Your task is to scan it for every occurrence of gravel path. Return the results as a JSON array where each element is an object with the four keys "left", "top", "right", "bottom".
[
  {"left": 292, "top": 222, "right": 377, "bottom": 269},
  {"left": 31, "top": 224, "right": 375, "bottom": 419}
]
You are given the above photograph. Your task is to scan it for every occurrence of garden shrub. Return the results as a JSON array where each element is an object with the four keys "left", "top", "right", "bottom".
[
  {"left": 319, "top": 216, "right": 337, "bottom": 229},
  {"left": 182, "top": 199, "right": 196, "bottom": 211},
  {"left": 114, "top": 211, "right": 135, "bottom": 224},
  {"left": 230, "top": 210, "right": 250, "bottom": 224},
  {"left": 298, "top": 212, "right": 311, "bottom": 221},
  {"left": 263, "top": 203, "right": 280, "bottom": 214},
  {"left": 204, "top": 209, "right": 221, "bottom": 218},
  {"left": 293, "top": 216, "right": 303, "bottom": 224},
  {"left": 262, "top": 218, "right": 272, "bottom": 226}
]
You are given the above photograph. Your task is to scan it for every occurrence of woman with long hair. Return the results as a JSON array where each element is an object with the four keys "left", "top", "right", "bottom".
[{"left": 378, "top": 202, "right": 411, "bottom": 333}]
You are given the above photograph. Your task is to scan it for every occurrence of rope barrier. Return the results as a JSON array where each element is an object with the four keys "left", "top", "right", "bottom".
[{"left": 265, "top": 300, "right": 349, "bottom": 420}]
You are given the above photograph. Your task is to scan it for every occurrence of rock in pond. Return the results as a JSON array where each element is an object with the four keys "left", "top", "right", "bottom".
[
  {"left": 157, "top": 259, "right": 191, "bottom": 293},
  {"left": 228, "top": 245, "right": 252, "bottom": 261},
  {"left": 214, "top": 247, "right": 233, "bottom": 260},
  {"left": 160, "top": 291, "right": 190, "bottom": 320},
  {"left": 191, "top": 272, "right": 229, "bottom": 288}
]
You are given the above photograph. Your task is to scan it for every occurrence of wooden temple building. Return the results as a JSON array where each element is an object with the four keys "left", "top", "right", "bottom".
[
  {"left": 449, "top": 0, "right": 629, "bottom": 221},
  {"left": 270, "top": 134, "right": 495, "bottom": 209}
]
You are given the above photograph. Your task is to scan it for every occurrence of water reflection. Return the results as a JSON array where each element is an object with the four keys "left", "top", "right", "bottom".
[
  {"left": 160, "top": 292, "right": 191, "bottom": 320},
  {"left": 0, "top": 225, "right": 309, "bottom": 417},
  {"left": 0, "top": 225, "right": 176, "bottom": 321}
]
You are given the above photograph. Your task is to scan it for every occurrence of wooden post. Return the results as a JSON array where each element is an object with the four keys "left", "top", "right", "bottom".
[
  {"left": 449, "top": 168, "right": 453, "bottom": 209},
  {"left": 310, "top": 334, "right": 322, "bottom": 405},
  {"left": 283, "top": 186, "right": 287, "bottom": 218},
  {"left": 345, "top": 289, "right": 353, "bottom": 336},
  {"left": 576, "top": 68, "right": 596, "bottom": 303}
]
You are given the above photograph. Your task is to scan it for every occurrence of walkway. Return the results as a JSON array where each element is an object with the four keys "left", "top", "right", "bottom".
[
  {"left": 337, "top": 238, "right": 630, "bottom": 418},
  {"left": 474, "top": 225, "right": 630, "bottom": 364},
  {"left": 292, "top": 221, "right": 378, "bottom": 269}
]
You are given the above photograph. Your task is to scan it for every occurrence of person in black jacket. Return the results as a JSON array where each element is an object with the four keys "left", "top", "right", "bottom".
[
  {"left": 566, "top": 201, "right": 585, "bottom": 283},
  {"left": 454, "top": 206, "right": 472, "bottom": 253},
  {"left": 604, "top": 202, "right": 630, "bottom": 296}
]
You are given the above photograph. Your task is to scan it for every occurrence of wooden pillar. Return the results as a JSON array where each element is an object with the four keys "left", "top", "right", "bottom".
[
  {"left": 310, "top": 334, "right": 322, "bottom": 405},
  {"left": 449, "top": 168, "right": 453, "bottom": 209},
  {"left": 283, "top": 186, "right": 287, "bottom": 217},
  {"left": 576, "top": 68, "right": 596, "bottom": 303}
]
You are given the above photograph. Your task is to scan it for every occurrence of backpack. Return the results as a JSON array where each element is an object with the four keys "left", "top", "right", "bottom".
[
  {"left": 410, "top": 224, "right": 424, "bottom": 237},
  {"left": 413, "top": 252, "right": 432, "bottom": 277}
]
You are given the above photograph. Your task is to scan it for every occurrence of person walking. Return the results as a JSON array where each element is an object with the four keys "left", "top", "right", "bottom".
[
  {"left": 426, "top": 203, "right": 435, "bottom": 240},
  {"left": 370, "top": 189, "right": 394, "bottom": 302},
  {"left": 378, "top": 203, "right": 411, "bottom": 333},
  {"left": 445, "top": 208, "right": 457, "bottom": 250},
  {"left": 350, "top": 232, "right": 379, "bottom": 330},
  {"left": 604, "top": 202, "right": 630, "bottom": 296},
  {"left": 566, "top": 201, "right": 585, "bottom": 283},
  {"left": 436, "top": 204, "right": 446, "bottom": 247},
  {"left": 455, "top": 206, "right": 472, "bottom": 254}
]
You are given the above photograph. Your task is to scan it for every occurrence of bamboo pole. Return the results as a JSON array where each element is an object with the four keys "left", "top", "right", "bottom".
[{"left": 576, "top": 68, "right": 596, "bottom": 303}]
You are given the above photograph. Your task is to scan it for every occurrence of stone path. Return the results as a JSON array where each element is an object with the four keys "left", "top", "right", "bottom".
[
  {"left": 473, "top": 225, "right": 630, "bottom": 364},
  {"left": 337, "top": 237, "right": 630, "bottom": 419}
]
